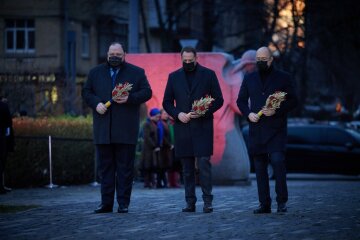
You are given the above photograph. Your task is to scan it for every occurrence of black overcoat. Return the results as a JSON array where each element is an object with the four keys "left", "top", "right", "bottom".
[
  {"left": 237, "top": 67, "right": 298, "bottom": 155},
  {"left": 162, "top": 64, "right": 224, "bottom": 158},
  {"left": 82, "top": 62, "right": 152, "bottom": 145}
]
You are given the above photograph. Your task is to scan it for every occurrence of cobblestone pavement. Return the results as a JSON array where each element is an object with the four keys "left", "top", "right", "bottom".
[{"left": 0, "top": 178, "right": 359, "bottom": 240}]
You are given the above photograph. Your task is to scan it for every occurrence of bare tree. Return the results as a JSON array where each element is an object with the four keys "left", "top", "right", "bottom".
[{"left": 305, "top": 0, "right": 360, "bottom": 113}]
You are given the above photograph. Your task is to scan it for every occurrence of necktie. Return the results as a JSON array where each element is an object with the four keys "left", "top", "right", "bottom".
[{"left": 111, "top": 68, "right": 117, "bottom": 88}]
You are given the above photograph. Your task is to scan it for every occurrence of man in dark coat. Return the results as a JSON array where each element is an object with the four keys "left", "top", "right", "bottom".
[
  {"left": 163, "top": 46, "right": 224, "bottom": 213},
  {"left": 82, "top": 42, "right": 152, "bottom": 213},
  {"left": 237, "top": 46, "right": 298, "bottom": 214},
  {"left": 0, "top": 98, "right": 12, "bottom": 194}
]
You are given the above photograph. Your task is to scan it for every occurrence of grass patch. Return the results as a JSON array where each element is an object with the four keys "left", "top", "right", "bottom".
[{"left": 0, "top": 204, "right": 40, "bottom": 213}]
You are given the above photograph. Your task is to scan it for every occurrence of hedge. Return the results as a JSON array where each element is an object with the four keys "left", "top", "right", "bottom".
[{"left": 5, "top": 116, "right": 95, "bottom": 188}]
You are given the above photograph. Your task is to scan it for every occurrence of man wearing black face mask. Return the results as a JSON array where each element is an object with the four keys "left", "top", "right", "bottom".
[
  {"left": 163, "top": 46, "right": 224, "bottom": 213},
  {"left": 82, "top": 42, "right": 152, "bottom": 214},
  {"left": 237, "top": 46, "right": 298, "bottom": 214}
]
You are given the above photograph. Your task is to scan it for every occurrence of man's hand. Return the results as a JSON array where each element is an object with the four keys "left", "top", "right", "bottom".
[
  {"left": 262, "top": 108, "right": 275, "bottom": 116},
  {"left": 96, "top": 103, "right": 107, "bottom": 115},
  {"left": 189, "top": 112, "right": 202, "bottom": 119},
  {"left": 178, "top": 112, "right": 191, "bottom": 123},
  {"left": 113, "top": 95, "right": 128, "bottom": 104},
  {"left": 154, "top": 147, "right": 160, "bottom": 152},
  {"left": 248, "top": 112, "right": 260, "bottom": 123}
]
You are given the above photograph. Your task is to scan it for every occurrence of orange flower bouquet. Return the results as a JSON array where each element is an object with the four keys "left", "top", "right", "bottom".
[
  {"left": 257, "top": 91, "right": 287, "bottom": 117},
  {"left": 105, "top": 82, "right": 133, "bottom": 108},
  {"left": 187, "top": 95, "right": 215, "bottom": 116}
]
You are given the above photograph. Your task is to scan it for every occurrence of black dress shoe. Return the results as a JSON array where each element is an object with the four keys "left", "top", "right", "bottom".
[
  {"left": 277, "top": 203, "right": 287, "bottom": 213},
  {"left": 94, "top": 205, "right": 113, "bottom": 214},
  {"left": 118, "top": 206, "right": 129, "bottom": 213},
  {"left": 253, "top": 205, "right": 271, "bottom": 214},
  {"left": 3, "top": 186, "right": 12, "bottom": 192},
  {"left": 182, "top": 204, "right": 196, "bottom": 212},
  {"left": 203, "top": 203, "right": 213, "bottom": 213}
]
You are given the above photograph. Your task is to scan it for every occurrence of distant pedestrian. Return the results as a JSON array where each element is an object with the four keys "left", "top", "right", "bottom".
[
  {"left": 141, "top": 108, "right": 161, "bottom": 188},
  {"left": 0, "top": 96, "right": 13, "bottom": 194},
  {"left": 161, "top": 110, "right": 181, "bottom": 188}
]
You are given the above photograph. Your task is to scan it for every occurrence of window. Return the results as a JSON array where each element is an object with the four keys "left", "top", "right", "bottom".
[
  {"left": 81, "top": 26, "right": 90, "bottom": 58},
  {"left": 5, "top": 19, "right": 35, "bottom": 54}
]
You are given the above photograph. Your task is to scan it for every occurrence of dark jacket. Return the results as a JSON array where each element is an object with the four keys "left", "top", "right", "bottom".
[
  {"left": 141, "top": 120, "right": 158, "bottom": 170},
  {"left": 82, "top": 62, "right": 152, "bottom": 145},
  {"left": 159, "top": 119, "right": 172, "bottom": 169},
  {"left": 237, "top": 67, "right": 298, "bottom": 155},
  {"left": 162, "top": 64, "right": 224, "bottom": 158},
  {"left": 0, "top": 102, "right": 11, "bottom": 137},
  {"left": 0, "top": 101, "right": 14, "bottom": 153}
]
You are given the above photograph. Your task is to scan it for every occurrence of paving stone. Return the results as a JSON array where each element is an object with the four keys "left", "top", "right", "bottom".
[{"left": 0, "top": 180, "right": 359, "bottom": 239}]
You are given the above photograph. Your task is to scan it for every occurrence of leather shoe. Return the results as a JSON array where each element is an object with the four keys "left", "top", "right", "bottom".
[
  {"left": 253, "top": 205, "right": 271, "bottom": 214},
  {"left": 94, "top": 205, "right": 113, "bottom": 214},
  {"left": 277, "top": 203, "right": 287, "bottom": 213},
  {"left": 3, "top": 186, "right": 12, "bottom": 192},
  {"left": 118, "top": 206, "right": 129, "bottom": 213},
  {"left": 203, "top": 203, "right": 213, "bottom": 213},
  {"left": 182, "top": 204, "right": 196, "bottom": 212}
]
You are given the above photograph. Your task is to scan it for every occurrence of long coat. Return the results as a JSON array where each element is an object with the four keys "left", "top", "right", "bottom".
[
  {"left": 159, "top": 119, "right": 172, "bottom": 169},
  {"left": 162, "top": 64, "right": 224, "bottom": 158},
  {"left": 141, "top": 120, "right": 158, "bottom": 170},
  {"left": 82, "top": 62, "right": 152, "bottom": 145},
  {"left": 237, "top": 67, "right": 298, "bottom": 155}
]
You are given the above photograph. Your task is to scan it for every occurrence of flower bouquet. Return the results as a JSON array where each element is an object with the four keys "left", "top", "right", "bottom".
[
  {"left": 257, "top": 91, "right": 287, "bottom": 117},
  {"left": 187, "top": 95, "right": 215, "bottom": 116},
  {"left": 105, "top": 82, "right": 133, "bottom": 108}
]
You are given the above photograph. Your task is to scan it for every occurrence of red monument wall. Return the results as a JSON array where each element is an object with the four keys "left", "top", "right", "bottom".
[{"left": 127, "top": 53, "right": 250, "bottom": 183}]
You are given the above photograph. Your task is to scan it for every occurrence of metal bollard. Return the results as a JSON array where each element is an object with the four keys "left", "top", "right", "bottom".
[
  {"left": 89, "top": 146, "right": 100, "bottom": 187},
  {"left": 45, "top": 135, "right": 58, "bottom": 188}
]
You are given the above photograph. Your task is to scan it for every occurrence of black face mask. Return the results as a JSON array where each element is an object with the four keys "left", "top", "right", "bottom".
[
  {"left": 183, "top": 61, "right": 196, "bottom": 72},
  {"left": 108, "top": 56, "right": 123, "bottom": 68},
  {"left": 256, "top": 61, "right": 269, "bottom": 72}
]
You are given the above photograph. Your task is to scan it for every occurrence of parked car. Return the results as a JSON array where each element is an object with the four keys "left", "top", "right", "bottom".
[{"left": 242, "top": 123, "right": 360, "bottom": 176}]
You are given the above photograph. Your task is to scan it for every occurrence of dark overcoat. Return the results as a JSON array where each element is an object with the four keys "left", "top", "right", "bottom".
[
  {"left": 141, "top": 120, "right": 158, "bottom": 170},
  {"left": 237, "top": 67, "right": 298, "bottom": 155},
  {"left": 162, "top": 64, "right": 224, "bottom": 158},
  {"left": 82, "top": 62, "right": 152, "bottom": 145},
  {"left": 159, "top": 119, "right": 172, "bottom": 169}
]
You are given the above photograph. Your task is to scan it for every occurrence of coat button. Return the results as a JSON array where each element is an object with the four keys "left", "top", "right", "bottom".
[{"left": 262, "top": 92, "right": 265, "bottom": 95}]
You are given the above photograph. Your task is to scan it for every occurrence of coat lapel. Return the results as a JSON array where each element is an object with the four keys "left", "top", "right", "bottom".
[
  {"left": 180, "top": 69, "right": 191, "bottom": 94},
  {"left": 254, "top": 72, "right": 263, "bottom": 90},
  {"left": 190, "top": 64, "right": 202, "bottom": 94},
  {"left": 263, "top": 68, "right": 276, "bottom": 92},
  {"left": 102, "top": 64, "right": 113, "bottom": 90}
]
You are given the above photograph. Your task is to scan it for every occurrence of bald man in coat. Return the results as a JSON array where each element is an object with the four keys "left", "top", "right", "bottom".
[{"left": 237, "top": 47, "right": 298, "bottom": 214}]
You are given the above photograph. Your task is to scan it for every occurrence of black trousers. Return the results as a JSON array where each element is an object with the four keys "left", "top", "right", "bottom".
[
  {"left": 181, "top": 156, "right": 213, "bottom": 205},
  {"left": 96, "top": 143, "right": 136, "bottom": 207},
  {"left": 253, "top": 152, "right": 288, "bottom": 207}
]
